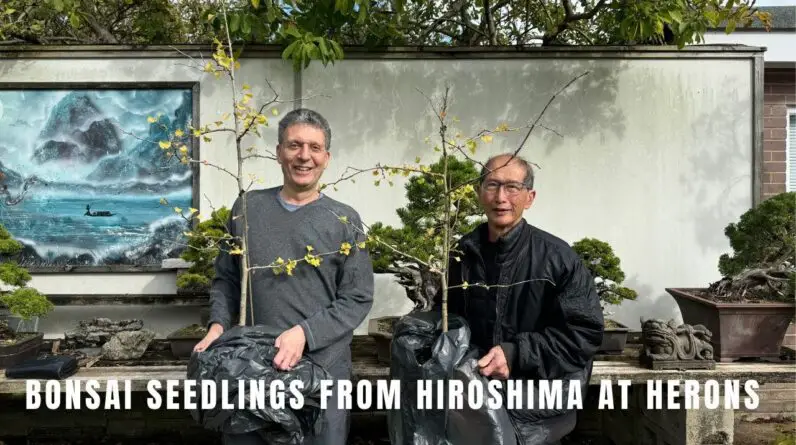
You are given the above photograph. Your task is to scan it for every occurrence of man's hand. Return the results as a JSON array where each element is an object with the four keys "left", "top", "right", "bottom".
[
  {"left": 478, "top": 345, "right": 510, "bottom": 379},
  {"left": 194, "top": 323, "right": 224, "bottom": 352},
  {"left": 274, "top": 325, "right": 306, "bottom": 371}
]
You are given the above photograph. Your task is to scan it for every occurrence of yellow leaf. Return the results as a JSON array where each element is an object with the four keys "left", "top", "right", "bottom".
[
  {"left": 481, "top": 134, "right": 493, "bottom": 143},
  {"left": 338, "top": 216, "right": 348, "bottom": 223},
  {"left": 466, "top": 140, "right": 477, "bottom": 155},
  {"left": 415, "top": 156, "right": 421, "bottom": 164},
  {"left": 159, "top": 198, "right": 168, "bottom": 205},
  {"left": 147, "top": 116, "right": 157, "bottom": 123},
  {"left": 357, "top": 241, "right": 366, "bottom": 249},
  {"left": 242, "top": 83, "right": 251, "bottom": 90},
  {"left": 179, "top": 145, "right": 188, "bottom": 153},
  {"left": 257, "top": 115, "right": 267, "bottom": 124},
  {"left": 462, "top": 281, "right": 469, "bottom": 289},
  {"left": 306, "top": 245, "right": 314, "bottom": 252},
  {"left": 173, "top": 207, "right": 182, "bottom": 213},
  {"left": 159, "top": 140, "right": 171, "bottom": 149},
  {"left": 193, "top": 129, "right": 202, "bottom": 137},
  {"left": 189, "top": 208, "right": 198, "bottom": 214},
  {"left": 271, "top": 108, "right": 279, "bottom": 116},
  {"left": 230, "top": 247, "right": 243, "bottom": 255},
  {"left": 175, "top": 129, "right": 184, "bottom": 137}
]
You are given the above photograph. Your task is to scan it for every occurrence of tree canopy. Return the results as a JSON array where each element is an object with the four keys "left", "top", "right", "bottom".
[{"left": 0, "top": 0, "right": 772, "bottom": 69}]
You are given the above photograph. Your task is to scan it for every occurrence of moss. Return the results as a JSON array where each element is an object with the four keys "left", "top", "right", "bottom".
[{"left": 170, "top": 323, "right": 207, "bottom": 338}]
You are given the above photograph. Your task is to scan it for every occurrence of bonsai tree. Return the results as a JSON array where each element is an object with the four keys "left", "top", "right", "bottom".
[
  {"left": 0, "top": 223, "right": 53, "bottom": 337},
  {"left": 367, "top": 155, "right": 485, "bottom": 312},
  {"left": 572, "top": 237, "right": 637, "bottom": 327},
  {"left": 175, "top": 206, "right": 233, "bottom": 294},
  {"left": 709, "top": 191, "right": 795, "bottom": 302}
]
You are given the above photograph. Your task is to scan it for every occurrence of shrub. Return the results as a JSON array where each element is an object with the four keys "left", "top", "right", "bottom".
[
  {"left": 367, "top": 155, "right": 484, "bottom": 273},
  {"left": 0, "top": 224, "right": 53, "bottom": 324},
  {"left": 176, "top": 207, "right": 232, "bottom": 292},
  {"left": 572, "top": 237, "right": 637, "bottom": 317},
  {"left": 710, "top": 192, "right": 795, "bottom": 302}
]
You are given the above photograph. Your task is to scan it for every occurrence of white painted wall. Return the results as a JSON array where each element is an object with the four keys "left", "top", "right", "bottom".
[
  {"left": 0, "top": 51, "right": 756, "bottom": 336},
  {"left": 703, "top": 32, "right": 796, "bottom": 62}
]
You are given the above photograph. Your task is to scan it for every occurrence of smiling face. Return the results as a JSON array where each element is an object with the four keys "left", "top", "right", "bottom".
[
  {"left": 478, "top": 155, "right": 536, "bottom": 238},
  {"left": 276, "top": 123, "right": 330, "bottom": 192}
]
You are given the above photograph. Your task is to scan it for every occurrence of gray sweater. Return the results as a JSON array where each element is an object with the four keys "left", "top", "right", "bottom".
[{"left": 207, "top": 187, "right": 375, "bottom": 370}]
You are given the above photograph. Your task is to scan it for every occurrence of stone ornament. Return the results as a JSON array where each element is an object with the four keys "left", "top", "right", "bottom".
[{"left": 639, "top": 318, "right": 716, "bottom": 370}]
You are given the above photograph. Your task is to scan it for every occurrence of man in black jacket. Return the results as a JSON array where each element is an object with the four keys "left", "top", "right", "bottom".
[{"left": 444, "top": 153, "right": 604, "bottom": 444}]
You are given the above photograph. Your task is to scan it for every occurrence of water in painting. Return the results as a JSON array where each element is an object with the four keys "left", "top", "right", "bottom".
[{"left": 0, "top": 88, "right": 194, "bottom": 268}]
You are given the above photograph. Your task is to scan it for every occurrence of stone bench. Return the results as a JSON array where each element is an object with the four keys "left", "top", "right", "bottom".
[{"left": 1, "top": 359, "right": 793, "bottom": 445}]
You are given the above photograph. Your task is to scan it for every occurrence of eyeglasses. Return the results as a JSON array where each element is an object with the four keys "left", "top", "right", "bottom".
[{"left": 481, "top": 180, "right": 529, "bottom": 195}]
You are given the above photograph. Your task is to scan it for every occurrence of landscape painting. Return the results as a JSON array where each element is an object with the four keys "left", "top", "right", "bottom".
[{"left": 0, "top": 87, "right": 195, "bottom": 269}]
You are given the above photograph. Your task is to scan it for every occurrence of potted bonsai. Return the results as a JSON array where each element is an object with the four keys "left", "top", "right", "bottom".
[
  {"left": 166, "top": 323, "right": 208, "bottom": 359},
  {"left": 176, "top": 206, "right": 231, "bottom": 295},
  {"left": 0, "top": 223, "right": 53, "bottom": 368},
  {"left": 666, "top": 191, "right": 795, "bottom": 362},
  {"left": 572, "top": 237, "right": 638, "bottom": 354},
  {"left": 365, "top": 155, "right": 484, "bottom": 363},
  {"left": 168, "top": 207, "right": 229, "bottom": 358}
]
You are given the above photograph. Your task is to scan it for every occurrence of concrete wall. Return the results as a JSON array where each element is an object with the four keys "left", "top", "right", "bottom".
[{"left": 0, "top": 46, "right": 761, "bottom": 336}]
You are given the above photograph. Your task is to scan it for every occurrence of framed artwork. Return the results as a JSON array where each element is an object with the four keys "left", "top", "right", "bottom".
[{"left": 0, "top": 83, "right": 200, "bottom": 272}]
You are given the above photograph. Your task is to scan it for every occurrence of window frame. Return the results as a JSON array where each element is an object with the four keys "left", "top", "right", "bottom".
[{"left": 788, "top": 107, "right": 796, "bottom": 193}]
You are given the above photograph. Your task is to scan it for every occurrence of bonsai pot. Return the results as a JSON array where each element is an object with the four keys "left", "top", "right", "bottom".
[
  {"left": 667, "top": 288, "right": 795, "bottom": 362},
  {"left": 166, "top": 324, "right": 207, "bottom": 359},
  {"left": 0, "top": 332, "right": 44, "bottom": 368},
  {"left": 6, "top": 316, "right": 40, "bottom": 334},
  {"left": 599, "top": 320, "right": 630, "bottom": 355},
  {"left": 368, "top": 316, "right": 399, "bottom": 365}
]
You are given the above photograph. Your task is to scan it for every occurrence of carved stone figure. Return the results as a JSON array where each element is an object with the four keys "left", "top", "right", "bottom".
[{"left": 640, "top": 317, "right": 714, "bottom": 361}]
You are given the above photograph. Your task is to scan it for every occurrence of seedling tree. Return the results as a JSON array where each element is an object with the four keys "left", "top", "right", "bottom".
[{"left": 145, "top": 1, "right": 590, "bottom": 333}]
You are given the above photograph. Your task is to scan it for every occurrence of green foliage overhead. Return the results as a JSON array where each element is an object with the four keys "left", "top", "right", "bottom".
[
  {"left": 0, "top": 224, "right": 53, "bottom": 320},
  {"left": 718, "top": 192, "right": 796, "bottom": 277},
  {"left": 368, "top": 155, "right": 484, "bottom": 272},
  {"left": 0, "top": 0, "right": 772, "bottom": 70},
  {"left": 572, "top": 237, "right": 638, "bottom": 308},
  {"left": 176, "top": 207, "right": 233, "bottom": 292}
]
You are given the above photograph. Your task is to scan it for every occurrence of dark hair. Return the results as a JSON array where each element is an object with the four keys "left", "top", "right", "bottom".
[
  {"left": 277, "top": 108, "right": 332, "bottom": 151},
  {"left": 480, "top": 154, "right": 534, "bottom": 189}
]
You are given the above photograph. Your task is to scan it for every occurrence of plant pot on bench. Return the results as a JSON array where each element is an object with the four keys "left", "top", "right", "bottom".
[
  {"left": 0, "top": 332, "right": 44, "bottom": 368},
  {"left": 599, "top": 320, "right": 630, "bottom": 354},
  {"left": 368, "top": 316, "right": 399, "bottom": 365},
  {"left": 166, "top": 324, "right": 207, "bottom": 359},
  {"left": 667, "top": 288, "right": 795, "bottom": 362}
]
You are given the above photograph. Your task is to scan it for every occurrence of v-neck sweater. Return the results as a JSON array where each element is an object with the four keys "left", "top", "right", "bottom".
[{"left": 207, "top": 186, "right": 375, "bottom": 369}]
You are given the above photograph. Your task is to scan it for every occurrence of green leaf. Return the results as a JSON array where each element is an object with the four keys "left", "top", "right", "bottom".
[
  {"left": 725, "top": 19, "right": 736, "bottom": 34},
  {"left": 230, "top": 14, "right": 241, "bottom": 33},
  {"left": 52, "top": 0, "right": 64, "bottom": 12},
  {"left": 242, "top": 14, "right": 252, "bottom": 35},
  {"left": 69, "top": 13, "right": 79, "bottom": 28}
]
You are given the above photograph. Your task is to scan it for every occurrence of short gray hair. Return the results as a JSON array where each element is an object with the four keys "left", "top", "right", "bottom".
[
  {"left": 277, "top": 108, "right": 332, "bottom": 151},
  {"left": 480, "top": 154, "right": 534, "bottom": 189}
]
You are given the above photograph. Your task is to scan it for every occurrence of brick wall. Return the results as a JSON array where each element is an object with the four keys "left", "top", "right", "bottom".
[{"left": 763, "top": 67, "right": 795, "bottom": 200}]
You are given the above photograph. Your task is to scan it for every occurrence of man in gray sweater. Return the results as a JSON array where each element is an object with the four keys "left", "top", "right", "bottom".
[{"left": 194, "top": 108, "right": 375, "bottom": 445}]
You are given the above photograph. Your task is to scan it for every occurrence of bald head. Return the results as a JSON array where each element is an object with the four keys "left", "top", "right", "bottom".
[{"left": 480, "top": 154, "right": 534, "bottom": 189}]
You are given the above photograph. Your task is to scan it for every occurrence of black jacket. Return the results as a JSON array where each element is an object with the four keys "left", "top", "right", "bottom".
[
  {"left": 442, "top": 219, "right": 604, "bottom": 380},
  {"left": 437, "top": 220, "right": 604, "bottom": 443}
]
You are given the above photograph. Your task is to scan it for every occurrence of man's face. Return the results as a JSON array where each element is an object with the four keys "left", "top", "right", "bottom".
[
  {"left": 277, "top": 123, "right": 330, "bottom": 191},
  {"left": 478, "top": 158, "right": 536, "bottom": 231}
]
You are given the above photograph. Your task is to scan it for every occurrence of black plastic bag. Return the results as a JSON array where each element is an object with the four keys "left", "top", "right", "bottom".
[
  {"left": 387, "top": 311, "right": 517, "bottom": 445},
  {"left": 187, "top": 325, "right": 330, "bottom": 445}
]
